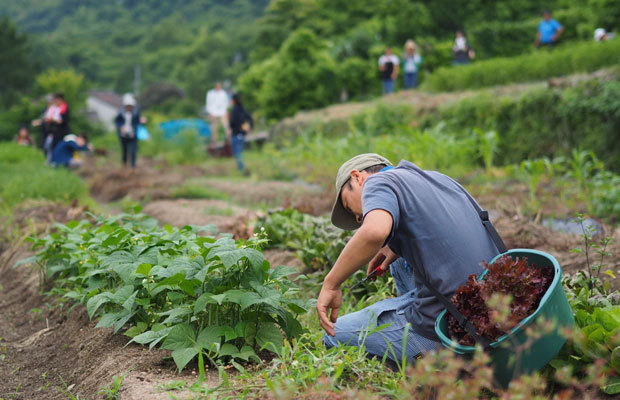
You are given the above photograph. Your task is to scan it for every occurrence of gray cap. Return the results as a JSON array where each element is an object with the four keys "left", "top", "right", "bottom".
[{"left": 331, "top": 153, "right": 392, "bottom": 230}]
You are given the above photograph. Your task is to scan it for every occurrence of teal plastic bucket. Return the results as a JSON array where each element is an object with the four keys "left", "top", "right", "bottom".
[{"left": 434, "top": 249, "right": 574, "bottom": 388}]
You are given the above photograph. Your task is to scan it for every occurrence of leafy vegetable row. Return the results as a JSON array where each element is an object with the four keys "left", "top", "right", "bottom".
[{"left": 23, "top": 211, "right": 312, "bottom": 377}]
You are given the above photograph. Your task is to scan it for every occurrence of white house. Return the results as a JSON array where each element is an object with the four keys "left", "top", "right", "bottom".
[{"left": 86, "top": 90, "right": 123, "bottom": 132}]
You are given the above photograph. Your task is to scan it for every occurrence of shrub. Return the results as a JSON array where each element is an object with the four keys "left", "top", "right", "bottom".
[
  {"left": 421, "top": 39, "right": 620, "bottom": 92},
  {"left": 238, "top": 29, "right": 341, "bottom": 120},
  {"left": 426, "top": 78, "right": 620, "bottom": 171}
]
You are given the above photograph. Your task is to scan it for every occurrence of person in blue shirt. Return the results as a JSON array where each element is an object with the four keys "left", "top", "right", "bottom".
[
  {"left": 317, "top": 154, "right": 501, "bottom": 365},
  {"left": 50, "top": 133, "right": 92, "bottom": 168},
  {"left": 535, "top": 10, "right": 563, "bottom": 47}
]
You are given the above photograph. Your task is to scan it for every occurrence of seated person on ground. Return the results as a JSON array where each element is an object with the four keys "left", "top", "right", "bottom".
[
  {"left": 317, "top": 153, "right": 502, "bottom": 365},
  {"left": 50, "top": 133, "right": 93, "bottom": 168},
  {"left": 16, "top": 125, "right": 35, "bottom": 146}
]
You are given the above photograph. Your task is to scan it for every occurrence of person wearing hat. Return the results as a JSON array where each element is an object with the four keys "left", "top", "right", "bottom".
[
  {"left": 115, "top": 93, "right": 142, "bottom": 168},
  {"left": 318, "top": 154, "right": 501, "bottom": 364}
]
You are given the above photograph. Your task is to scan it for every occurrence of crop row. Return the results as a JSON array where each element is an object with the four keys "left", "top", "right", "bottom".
[{"left": 22, "top": 210, "right": 311, "bottom": 378}]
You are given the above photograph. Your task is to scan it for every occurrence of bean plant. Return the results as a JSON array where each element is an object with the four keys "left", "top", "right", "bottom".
[
  {"left": 256, "top": 208, "right": 352, "bottom": 271},
  {"left": 23, "top": 211, "right": 311, "bottom": 378}
]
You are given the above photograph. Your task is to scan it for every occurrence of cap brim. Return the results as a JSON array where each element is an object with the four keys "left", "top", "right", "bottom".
[{"left": 330, "top": 189, "right": 361, "bottom": 230}]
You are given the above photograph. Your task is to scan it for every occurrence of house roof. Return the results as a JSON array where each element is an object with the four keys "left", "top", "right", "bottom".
[{"left": 88, "top": 90, "right": 123, "bottom": 108}]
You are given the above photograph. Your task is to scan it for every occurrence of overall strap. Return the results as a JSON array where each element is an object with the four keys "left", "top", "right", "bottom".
[
  {"left": 418, "top": 269, "right": 493, "bottom": 350},
  {"left": 456, "top": 183, "right": 508, "bottom": 254}
]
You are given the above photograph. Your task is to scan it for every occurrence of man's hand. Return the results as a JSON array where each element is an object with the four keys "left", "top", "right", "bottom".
[
  {"left": 368, "top": 245, "right": 398, "bottom": 276},
  {"left": 316, "top": 285, "right": 342, "bottom": 336}
]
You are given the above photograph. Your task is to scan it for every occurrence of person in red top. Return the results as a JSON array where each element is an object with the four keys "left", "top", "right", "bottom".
[{"left": 48, "top": 93, "right": 71, "bottom": 153}]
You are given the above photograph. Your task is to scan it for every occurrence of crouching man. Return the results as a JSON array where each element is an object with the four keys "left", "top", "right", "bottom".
[
  {"left": 50, "top": 133, "right": 93, "bottom": 168},
  {"left": 317, "top": 154, "right": 501, "bottom": 363}
]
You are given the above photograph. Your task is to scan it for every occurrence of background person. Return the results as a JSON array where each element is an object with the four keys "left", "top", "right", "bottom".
[
  {"left": 47, "top": 93, "right": 70, "bottom": 153},
  {"left": 402, "top": 40, "right": 422, "bottom": 89},
  {"left": 378, "top": 48, "right": 399, "bottom": 95},
  {"left": 534, "top": 10, "right": 563, "bottom": 47},
  {"left": 16, "top": 125, "right": 35, "bottom": 146},
  {"left": 317, "top": 153, "right": 501, "bottom": 365},
  {"left": 594, "top": 28, "right": 613, "bottom": 41},
  {"left": 228, "top": 93, "right": 253, "bottom": 175},
  {"left": 50, "top": 133, "right": 92, "bottom": 168},
  {"left": 31, "top": 94, "right": 54, "bottom": 152},
  {"left": 452, "top": 30, "right": 475, "bottom": 65},
  {"left": 206, "top": 81, "right": 230, "bottom": 142},
  {"left": 114, "top": 93, "right": 142, "bottom": 168}
]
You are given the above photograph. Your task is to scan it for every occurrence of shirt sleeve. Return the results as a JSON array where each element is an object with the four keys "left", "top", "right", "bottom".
[
  {"left": 362, "top": 176, "right": 400, "bottom": 242},
  {"left": 554, "top": 20, "right": 562, "bottom": 30}
]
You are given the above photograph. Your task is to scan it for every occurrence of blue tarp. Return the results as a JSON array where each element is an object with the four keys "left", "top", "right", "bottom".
[{"left": 159, "top": 119, "right": 211, "bottom": 140}]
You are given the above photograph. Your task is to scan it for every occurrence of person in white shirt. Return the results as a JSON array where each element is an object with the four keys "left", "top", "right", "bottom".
[
  {"left": 206, "top": 82, "right": 230, "bottom": 142},
  {"left": 378, "top": 48, "right": 399, "bottom": 95}
]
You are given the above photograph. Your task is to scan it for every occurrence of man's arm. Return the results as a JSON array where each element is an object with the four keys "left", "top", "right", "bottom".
[
  {"left": 534, "top": 31, "right": 541, "bottom": 47},
  {"left": 317, "top": 209, "right": 393, "bottom": 336}
]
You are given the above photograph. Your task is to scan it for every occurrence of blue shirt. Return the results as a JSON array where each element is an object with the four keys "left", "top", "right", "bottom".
[
  {"left": 51, "top": 140, "right": 88, "bottom": 167},
  {"left": 361, "top": 160, "right": 500, "bottom": 339},
  {"left": 538, "top": 19, "right": 561, "bottom": 44}
]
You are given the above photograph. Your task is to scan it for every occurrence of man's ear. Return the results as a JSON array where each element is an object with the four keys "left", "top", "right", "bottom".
[{"left": 349, "top": 169, "right": 361, "bottom": 184}]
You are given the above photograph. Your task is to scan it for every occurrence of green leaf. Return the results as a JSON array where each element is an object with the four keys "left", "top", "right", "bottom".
[
  {"left": 124, "top": 322, "right": 147, "bottom": 338},
  {"left": 86, "top": 292, "right": 114, "bottom": 319},
  {"left": 219, "top": 343, "right": 239, "bottom": 357},
  {"left": 611, "top": 346, "right": 620, "bottom": 374},
  {"left": 171, "top": 347, "right": 200, "bottom": 372},
  {"left": 256, "top": 322, "right": 284, "bottom": 354},
  {"left": 602, "top": 376, "right": 620, "bottom": 395},
  {"left": 152, "top": 273, "right": 187, "bottom": 296},
  {"left": 196, "top": 326, "right": 224, "bottom": 352},
  {"left": 193, "top": 293, "right": 216, "bottom": 314},
  {"left": 129, "top": 327, "right": 173, "bottom": 350},
  {"left": 223, "top": 289, "right": 262, "bottom": 310},
  {"left": 269, "top": 265, "right": 298, "bottom": 281},
  {"left": 210, "top": 293, "right": 227, "bottom": 305},
  {"left": 594, "top": 308, "right": 619, "bottom": 332},
  {"left": 136, "top": 263, "right": 152, "bottom": 276},
  {"left": 231, "top": 359, "right": 245, "bottom": 373},
  {"left": 244, "top": 323, "right": 257, "bottom": 346},
  {"left": 95, "top": 309, "right": 135, "bottom": 333},
  {"left": 158, "top": 306, "right": 192, "bottom": 325},
  {"left": 162, "top": 324, "right": 196, "bottom": 351}
]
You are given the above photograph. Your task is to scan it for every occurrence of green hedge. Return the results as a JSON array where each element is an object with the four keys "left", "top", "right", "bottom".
[
  {"left": 423, "top": 78, "right": 620, "bottom": 170},
  {"left": 421, "top": 39, "right": 620, "bottom": 92}
]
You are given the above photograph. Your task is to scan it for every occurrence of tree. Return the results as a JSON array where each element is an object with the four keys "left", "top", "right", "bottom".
[
  {"left": 239, "top": 28, "right": 341, "bottom": 120},
  {"left": 35, "top": 69, "right": 88, "bottom": 109},
  {"left": 0, "top": 17, "right": 36, "bottom": 108}
]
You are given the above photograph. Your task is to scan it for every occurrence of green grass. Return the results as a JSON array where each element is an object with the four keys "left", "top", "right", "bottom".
[
  {"left": 422, "top": 39, "right": 620, "bottom": 92},
  {"left": 0, "top": 143, "right": 87, "bottom": 207},
  {"left": 170, "top": 183, "right": 231, "bottom": 200}
]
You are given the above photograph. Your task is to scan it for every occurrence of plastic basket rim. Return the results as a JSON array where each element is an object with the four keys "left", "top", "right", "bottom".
[{"left": 434, "top": 248, "right": 562, "bottom": 353}]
